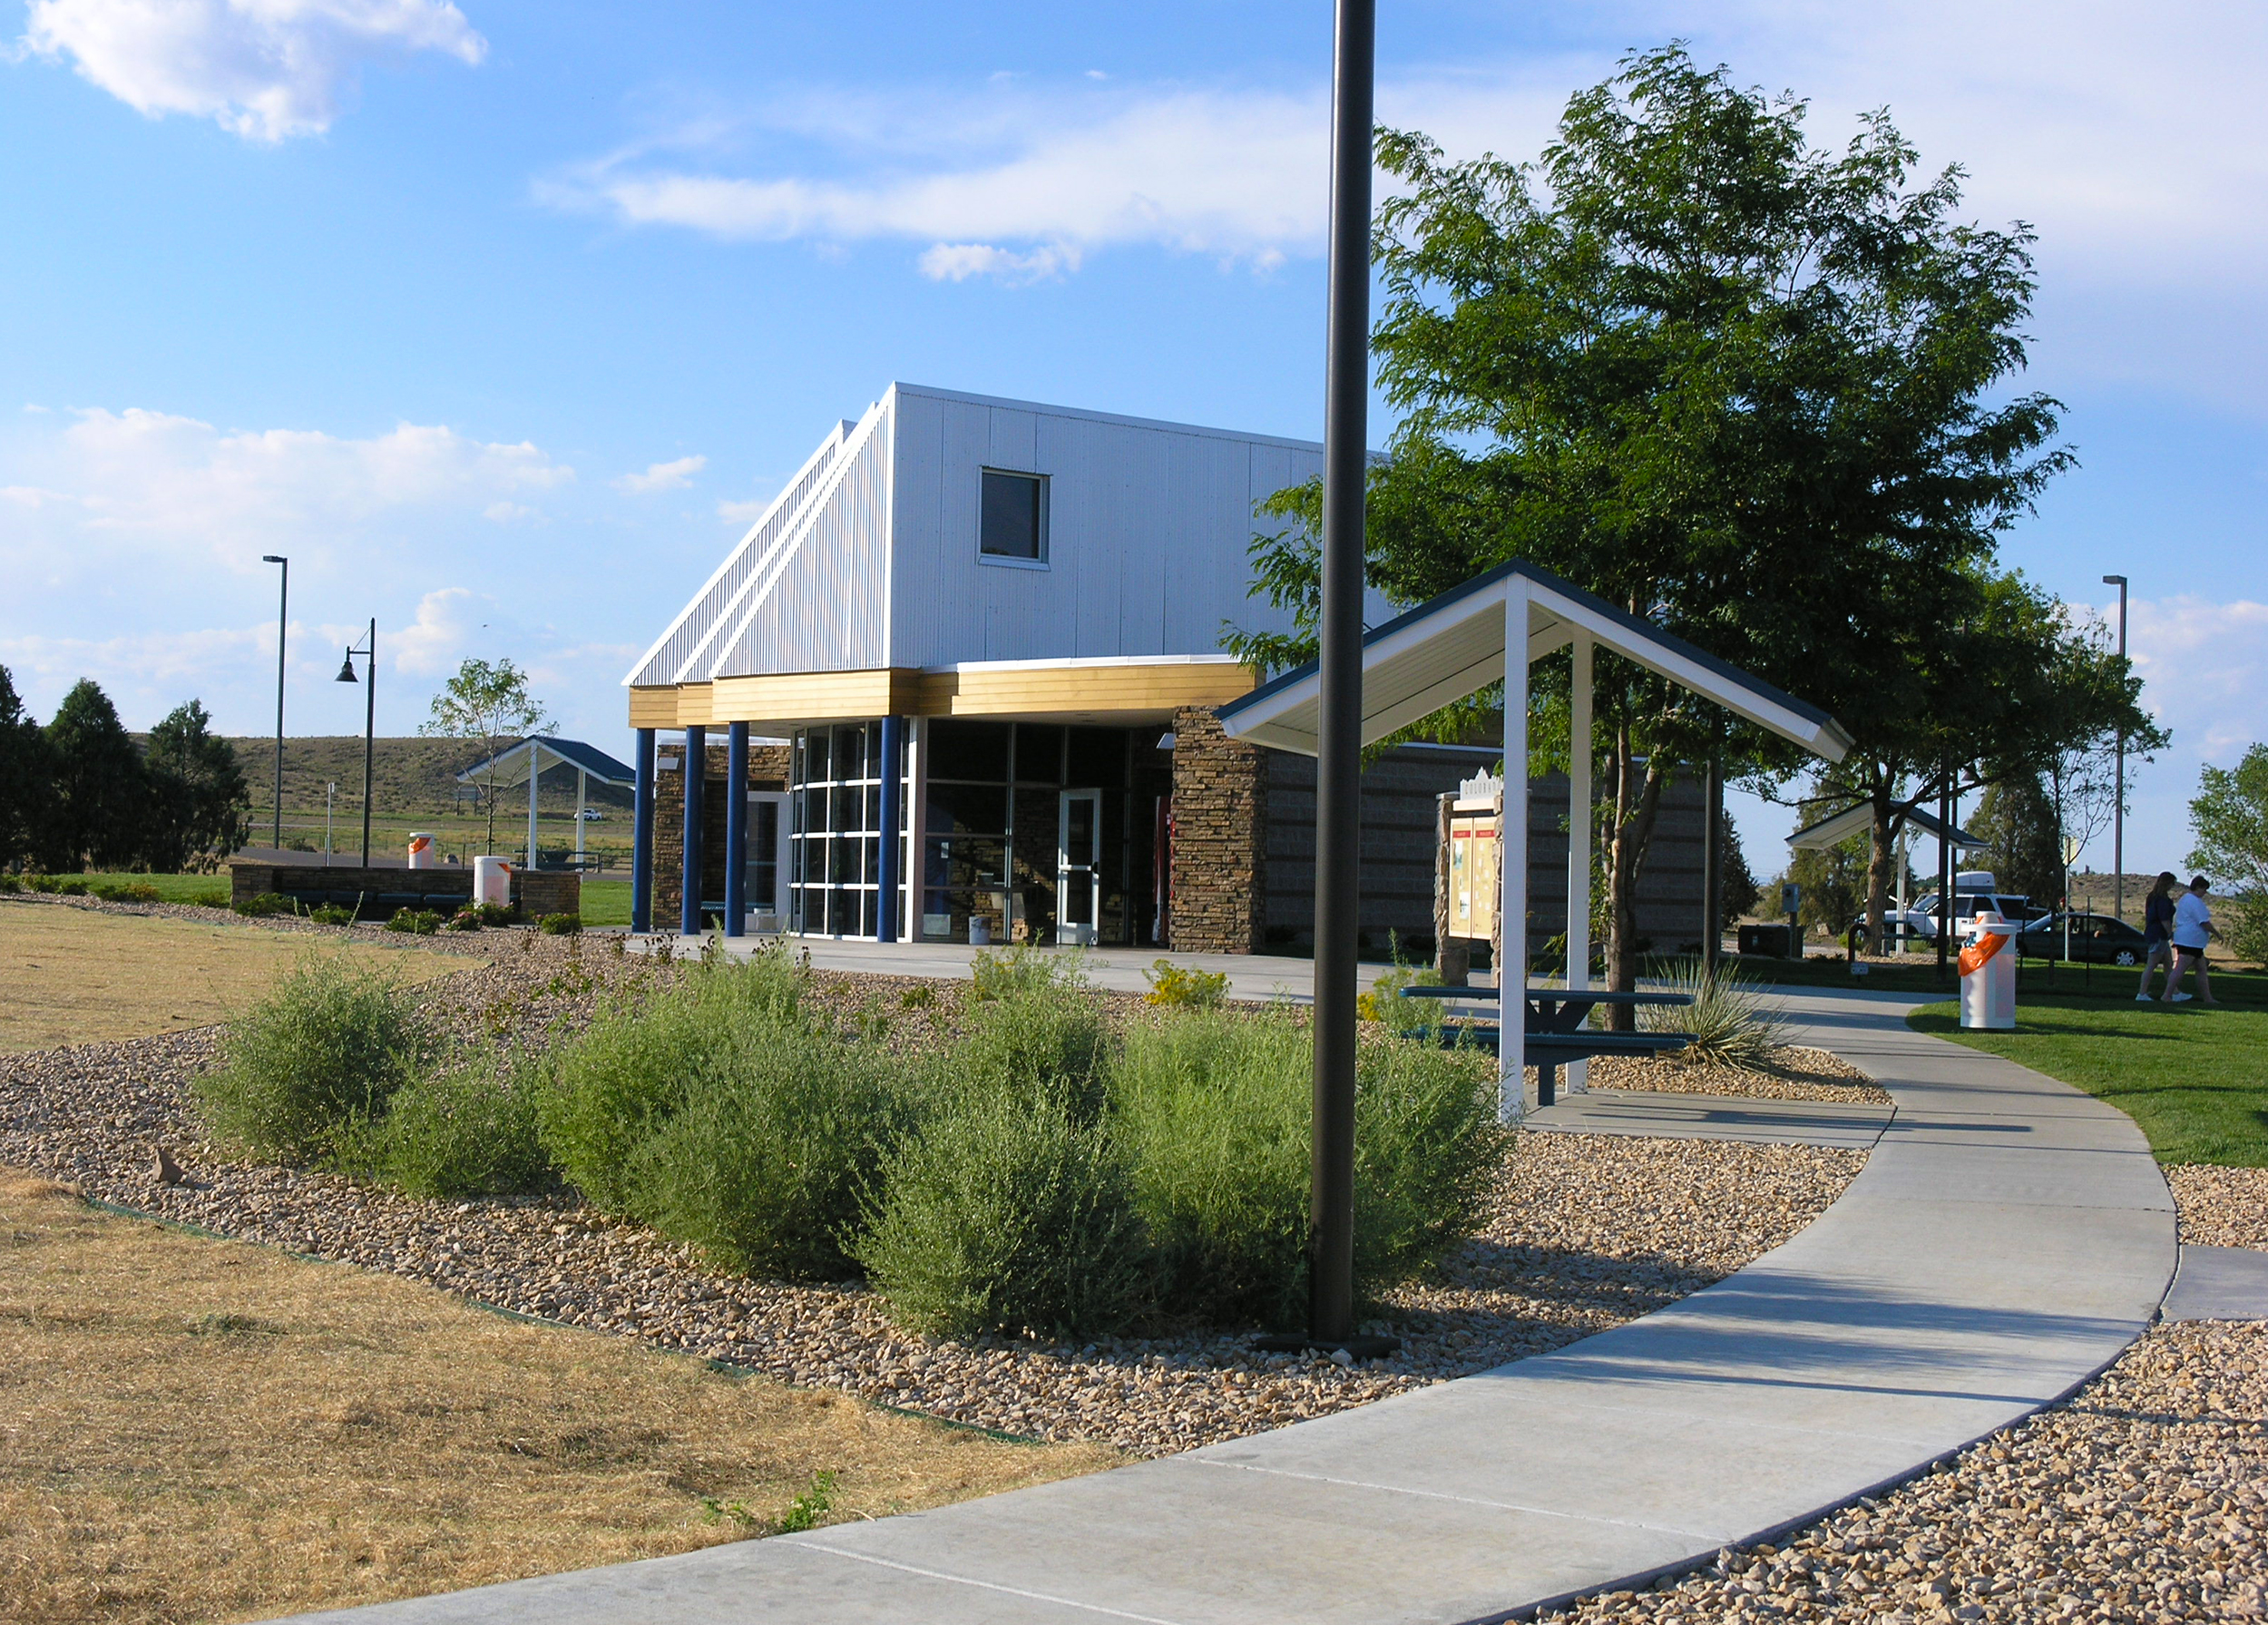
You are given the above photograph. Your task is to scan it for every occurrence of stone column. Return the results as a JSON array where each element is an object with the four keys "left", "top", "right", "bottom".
[{"left": 1168, "top": 705, "right": 1268, "bottom": 954}]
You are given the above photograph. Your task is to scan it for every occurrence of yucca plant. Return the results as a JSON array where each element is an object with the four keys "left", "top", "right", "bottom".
[{"left": 1638, "top": 957, "right": 1784, "bottom": 1072}]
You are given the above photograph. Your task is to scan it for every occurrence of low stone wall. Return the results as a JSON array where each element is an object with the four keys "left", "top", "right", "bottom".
[{"left": 229, "top": 862, "right": 579, "bottom": 918}]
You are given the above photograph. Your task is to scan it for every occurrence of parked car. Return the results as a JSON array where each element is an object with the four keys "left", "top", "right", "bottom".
[
  {"left": 1895, "top": 891, "right": 2045, "bottom": 940},
  {"left": 2018, "top": 912, "right": 2152, "bottom": 965},
  {"left": 578, "top": 808, "right": 607, "bottom": 821}
]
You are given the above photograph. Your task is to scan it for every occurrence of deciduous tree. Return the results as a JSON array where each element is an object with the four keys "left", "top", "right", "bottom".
[
  {"left": 419, "top": 659, "right": 552, "bottom": 855},
  {"left": 2188, "top": 744, "right": 2268, "bottom": 964}
]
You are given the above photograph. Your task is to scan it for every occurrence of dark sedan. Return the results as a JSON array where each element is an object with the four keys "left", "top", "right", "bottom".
[{"left": 2018, "top": 912, "right": 2153, "bottom": 965}]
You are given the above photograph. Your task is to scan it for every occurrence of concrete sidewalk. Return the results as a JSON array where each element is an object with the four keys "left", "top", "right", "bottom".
[{"left": 283, "top": 986, "right": 2175, "bottom": 1625}]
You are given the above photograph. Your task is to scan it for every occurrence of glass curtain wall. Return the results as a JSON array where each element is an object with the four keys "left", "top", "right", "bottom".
[{"left": 788, "top": 723, "right": 891, "bottom": 938}]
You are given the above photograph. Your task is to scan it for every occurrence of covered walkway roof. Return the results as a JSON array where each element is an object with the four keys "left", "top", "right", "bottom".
[
  {"left": 1216, "top": 558, "right": 1851, "bottom": 762},
  {"left": 1789, "top": 800, "right": 1985, "bottom": 852},
  {"left": 455, "top": 736, "right": 637, "bottom": 791}
]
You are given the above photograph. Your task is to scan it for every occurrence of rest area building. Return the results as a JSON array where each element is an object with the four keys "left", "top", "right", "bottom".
[{"left": 625, "top": 383, "right": 1712, "bottom": 954}]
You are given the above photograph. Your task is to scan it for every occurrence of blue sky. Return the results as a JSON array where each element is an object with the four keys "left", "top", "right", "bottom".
[{"left": 4, "top": 0, "right": 2263, "bottom": 877}]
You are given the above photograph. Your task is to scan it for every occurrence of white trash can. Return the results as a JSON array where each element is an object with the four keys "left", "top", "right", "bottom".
[
  {"left": 406, "top": 833, "right": 437, "bottom": 869},
  {"left": 969, "top": 915, "right": 992, "bottom": 946},
  {"left": 473, "top": 857, "right": 513, "bottom": 911},
  {"left": 1957, "top": 909, "right": 2019, "bottom": 1030}
]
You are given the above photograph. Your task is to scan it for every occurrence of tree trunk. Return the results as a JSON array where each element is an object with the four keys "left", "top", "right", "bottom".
[
  {"left": 1603, "top": 720, "right": 1669, "bottom": 1030},
  {"left": 1865, "top": 789, "right": 1897, "bottom": 954}
]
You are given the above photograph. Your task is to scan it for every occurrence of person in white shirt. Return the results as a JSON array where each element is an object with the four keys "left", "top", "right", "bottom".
[{"left": 2163, "top": 875, "right": 2219, "bottom": 1006}]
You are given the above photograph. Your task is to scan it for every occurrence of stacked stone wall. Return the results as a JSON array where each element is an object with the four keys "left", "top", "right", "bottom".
[
  {"left": 650, "top": 739, "right": 790, "bottom": 929},
  {"left": 1167, "top": 706, "right": 1266, "bottom": 953}
]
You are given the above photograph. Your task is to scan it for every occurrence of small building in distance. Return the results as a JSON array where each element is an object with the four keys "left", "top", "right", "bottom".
[{"left": 626, "top": 382, "right": 1710, "bottom": 954}]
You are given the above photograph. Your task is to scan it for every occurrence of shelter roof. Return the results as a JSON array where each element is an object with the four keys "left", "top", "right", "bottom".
[
  {"left": 455, "top": 736, "right": 637, "bottom": 790},
  {"left": 1788, "top": 801, "right": 1985, "bottom": 851},
  {"left": 1216, "top": 558, "right": 1852, "bottom": 762}
]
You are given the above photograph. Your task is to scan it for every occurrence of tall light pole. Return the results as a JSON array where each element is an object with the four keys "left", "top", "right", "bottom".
[
  {"left": 336, "top": 621, "right": 376, "bottom": 867},
  {"left": 2104, "top": 574, "right": 2128, "bottom": 924},
  {"left": 1292, "top": 0, "right": 1387, "bottom": 1357},
  {"left": 262, "top": 555, "right": 288, "bottom": 851}
]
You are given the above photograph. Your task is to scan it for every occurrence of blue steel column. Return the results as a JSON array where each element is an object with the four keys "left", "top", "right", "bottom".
[
  {"left": 724, "top": 721, "right": 748, "bottom": 937},
  {"left": 631, "top": 728, "right": 655, "bottom": 934},
  {"left": 680, "top": 723, "right": 706, "bottom": 935},
  {"left": 877, "top": 715, "right": 904, "bottom": 942}
]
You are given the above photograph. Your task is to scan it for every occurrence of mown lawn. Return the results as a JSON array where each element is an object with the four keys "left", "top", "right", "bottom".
[{"left": 1910, "top": 984, "right": 2268, "bottom": 1166}]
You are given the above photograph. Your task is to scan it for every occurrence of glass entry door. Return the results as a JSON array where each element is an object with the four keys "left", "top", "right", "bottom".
[
  {"left": 1057, "top": 789, "right": 1102, "bottom": 946},
  {"left": 746, "top": 791, "right": 788, "bottom": 928}
]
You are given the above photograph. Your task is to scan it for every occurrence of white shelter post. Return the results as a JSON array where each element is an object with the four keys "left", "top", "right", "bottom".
[
  {"left": 575, "top": 765, "right": 588, "bottom": 861},
  {"left": 1500, "top": 579, "right": 1531, "bottom": 1124},
  {"left": 1567, "top": 635, "right": 1592, "bottom": 1093},
  {"left": 527, "top": 744, "right": 540, "bottom": 870}
]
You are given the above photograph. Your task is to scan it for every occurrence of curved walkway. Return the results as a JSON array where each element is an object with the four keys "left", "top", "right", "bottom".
[{"left": 287, "top": 987, "right": 2175, "bottom": 1625}]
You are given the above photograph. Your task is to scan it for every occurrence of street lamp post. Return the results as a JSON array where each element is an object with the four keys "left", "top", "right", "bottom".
[
  {"left": 2104, "top": 574, "right": 2128, "bottom": 924},
  {"left": 262, "top": 556, "right": 288, "bottom": 850},
  {"left": 335, "top": 621, "right": 376, "bottom": 867}
]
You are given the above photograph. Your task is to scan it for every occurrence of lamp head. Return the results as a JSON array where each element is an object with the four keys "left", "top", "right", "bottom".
[
  {"left": 335, "top": 651, "right": 358, "bottom": 683},
  {"left": 262, "top": 554, "right": 286, "bottom": 564},
  {"left": 2102, "top": 574, "right": 2126, "bottom": 586}
]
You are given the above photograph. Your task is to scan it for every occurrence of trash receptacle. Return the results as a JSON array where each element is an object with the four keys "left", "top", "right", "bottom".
[
  {"left": 1738, "top": 924, "right": 1793, "bottom": 958},
  {"left": 474, "top": 856, "right": 513, "bottom": 911},
  {"left": 1958, "top": 909, "right": 2018, "bottom": 1029},
  {"left": 406, "top": 833, "right": 436, "bottom": 869}
]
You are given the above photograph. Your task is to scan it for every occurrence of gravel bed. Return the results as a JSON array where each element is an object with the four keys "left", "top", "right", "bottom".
[
  {"left": 3, "top": 918, "right": 1864, "bottom": 1457},
  {"left": 1588, "top": 1046, "right": 1891, "bottom": 1104},
  {"left": 2169, "top": 1166, "right": 2268, "bottom": 1253},
  {"left": 1549, "top": 1319, "right": 2267, "bottom": 1623}
]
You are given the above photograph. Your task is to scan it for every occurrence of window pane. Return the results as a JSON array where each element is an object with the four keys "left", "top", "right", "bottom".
[
  {"left": 1015, "top": 724, "right": 1063, "bottom": 784},
  {"left": 805, "top": 729, "right": 831, "bottom": 783},
  {"left": 981, "top": 470, "right": 1042, "bottom": 559},
  {"left": 1067, "top": 727, "right": 1128, "bottom": 789},
  {"left": 928, "top": 720, "right": 1010, "bottom": 782},
  {"left": 928, "top": 782, "right": 1008, "bottom": 835}
]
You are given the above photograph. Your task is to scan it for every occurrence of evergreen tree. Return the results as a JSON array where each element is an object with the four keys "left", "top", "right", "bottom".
[
  {"left": 0, "top": 666, "right": 60, "bottom": 872},
  {"left": 45, "top": 679, "right": 148, "bottom": 870},
  {"left": 1970, "top": 776, "right": 2062, "bottom": 904},
  {"left": 144, "top": 700, "right": 252, "bottom": 872}
]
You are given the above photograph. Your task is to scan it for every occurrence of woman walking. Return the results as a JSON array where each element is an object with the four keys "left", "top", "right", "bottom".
[
  {"left": 2136, "top": 871, "right": 2178, "bottom": 1001},
  {"left": 2164, "top": 875, "right": 2221, "bottom": 1006}
]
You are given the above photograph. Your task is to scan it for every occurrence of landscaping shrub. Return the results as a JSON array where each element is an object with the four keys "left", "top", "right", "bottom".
[
  {"left": 539, "top": 911, "right": 582, "bottom": 936},
  {"left": 474, "top": 901, "right": 515, "bottom": 926},
  {"left": 0, "top": 875, "right": 19, "bottom": 893},
  {"left": 969, "top": 944, "right": 1088, "bottom": 1002},
  {"left": 1142, "top": 959, "right": 1229, "bottom": 1009},
  {"left": 47, "top": 877, "right": 90, "bottom": 896},
  {"left": 90, "top": 880, "right": 160, "bottom": 903},
  {"left": 445, "top": 907, "right": 483, "bottom": 931},
  {"left": 190, "top": 888, "right": 229, "bottom": 908},
  {"left": 193, "top": 956, "right": 425, "bottom": 1161},
  {"left": 309, "top": 903, "right": 356, "bottom": 925},
  {"left": 943, "top": 983, "right": 1112, "bottom": 1122},
  {"left": 1639, "top": 958, "right": 1784, "bottom": 1071},
  {"left": 387, "top": 906, "right": 445, "bottom": 935},
  {"left": 855, "top": 1089, "right": 1148, "bottom": 1338},
  {"left": 233, "top": 891, "right": 291, "bottom": 917},
  {"left": 337, "top": 1053, "right": 552, "bottom": 1199},
  {"left": 1112, "top": 1010, "right": 1505, "bottom": 1327}
]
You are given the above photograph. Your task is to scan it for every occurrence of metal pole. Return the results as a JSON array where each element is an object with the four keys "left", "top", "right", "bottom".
[
  {"left": 1702, "top": 739, "right": 1722, "bottom": 976},
  {"left": 2105, "top": 575, "right": 2128, "bottom": 924},
  {"left": 725, "top": 721, "right": 749, "bottom": 938},
  {"left": 360, "top": 619, "right": 375, "bottom": 868},
  {"left": 631, "top": 729, "right": 656, "bottom": 933},
  {"left": 1307, "top": 0, "right": 1376, "bottom": 1352},
  {"left": 1936, "top": 768, "right": 1952, "bottom": 986},
  {"left": 263, "top": 556, "right": 288, "bottom": 850}
]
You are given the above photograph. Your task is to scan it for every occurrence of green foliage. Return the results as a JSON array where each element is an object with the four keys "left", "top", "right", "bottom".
[
  {"left": 336, "top": 1053, "right": 552, "bottom": 1199},
  {"left": 0, "top": 665, "right": 58, "bottom": 874},
  {"left": 1142, "top": 959, "right": 1229, "bottom": 1009},
  {"left": 855, "top": 1086, "right": 1149, "bottom": 1339},
  {"left": 233, "top": 891, "right": 293, "bottom": 916},
  {"left": 898, "top": 983, "right": 939, "bottom": 1011},
  {"left": 46, "top": 679, "right": 147, "bottom": 871},
  {"left": 1638, "top": 959, "right": 1786, "bottom": 1071},
  {"left": 191, "top": 888, "right": 228, "bottom": 908},
  {"left": 193, "top": 956, "right": 424, "bottom": 1160},
  {"left": 969, "top": 944, "right": 1089, "bottom": 1002},
  {"left": 445, "top": 907, "right": 484, "bottom": 931},
  {"left": 943, "top": 984, "right": 1112, "bottom": 1123},
  {"left": 308, "top": 903, "right": 357, "bottom": 925},
  {"left": 90, "top": 880, "right": 161, "bottom": 903},
  {"left": 2189, "top": 745, "right": 2268, "bottom": 964},
  {"left": 774, "top": 1469, "right": 838, "bottom": 1534},
  {"left": 474, "top": 901, "right": 514, "bottom": 925},
  {"left": 0, "top": 875, "right": 19, "bottom": 893},
  {"left": 143, "top": 698, "right": 252, "bottom": 872},
  {"left": 539, "top": 911, "right": 583, "bottom": 936},
  {"left": 418, "top": 657, "right": 552, "bottom": 855},
  {"left": 387, "top": 906, "right": 444, "bottom": 935}
]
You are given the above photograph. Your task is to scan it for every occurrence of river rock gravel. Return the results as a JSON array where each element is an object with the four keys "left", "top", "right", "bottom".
[
  {"left": 2169, "top": 1166, "right": 2268, "bottom": 1253},
  {"left": 0, "top": 920, "right": 1868, "bottom": 1458}
]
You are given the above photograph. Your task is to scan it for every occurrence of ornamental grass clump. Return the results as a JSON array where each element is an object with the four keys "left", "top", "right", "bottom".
[
  {"left": 193, "top": 955, "right": 426, "bottom": 1162},
  {"left": 1640, "top": 957, "right": 1784, "bottom": 1071}
]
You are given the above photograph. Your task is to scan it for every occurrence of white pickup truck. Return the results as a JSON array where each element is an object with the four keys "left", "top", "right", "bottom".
[{"left": 1890, "top": 871, "right": 2047, "bottom": 941}]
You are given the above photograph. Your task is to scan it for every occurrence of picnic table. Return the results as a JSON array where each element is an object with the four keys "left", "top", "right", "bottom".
[{"left": 1400, "top": 984, "right": 1695, "bottom": 1107}]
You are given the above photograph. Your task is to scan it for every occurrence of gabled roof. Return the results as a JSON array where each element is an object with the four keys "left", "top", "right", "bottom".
[
  {"left": 1216, "top": 558, "right": 1852, "bottom": 762},
  {"left": 455, "top": 736, "right": 637, "bottom": 790},
  {"left": 1788, "top": 800, "right": 1985, "bottom": 851}
]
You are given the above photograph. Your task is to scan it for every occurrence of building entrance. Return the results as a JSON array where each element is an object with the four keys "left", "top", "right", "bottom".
[{"left": 1056, "top": 788, "right": 1103, "bottom": 945}]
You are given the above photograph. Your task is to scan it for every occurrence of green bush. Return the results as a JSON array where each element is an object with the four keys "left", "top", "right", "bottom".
[
  {"left": 190, "top": 888, "right": 229, "bottom": 909},
  {"left": 337, "top": 1054, "right": 552, "bottom": 1199},
  {"left": 943, "top": 984, "right": 1111, "bottom": 1122},
  {"left": 193, "top": 957, "right": 425, "bottom": 1161},
  {"left": 51, "top": 877, "right": 90, "bottom": 896},
  {"left": 539, "top": 911, "right": 583, "bottom": 936},
  {"left": 1112, "top": 1010, "right": 1505, "bottom": 1328},
  {"left": 387, "top": 906, "right": 444, "bottom": 935},
  {"left": 1142, "top": 959, "right": 1229, "bottom": 1009},
  {"left": 234, "top": 891, "right": 292, "bottom": 917},
  {"left": 91, "top": 880, "right": 161, "bottom": 904},
  {"left": 1638, "top": 958, "right": 1784, "bottom": 1070},
  {"left": 855, "top": 1089, "right": 1148, "bottom": 1339},
  {"left": 309, "top": 903, "right": 356, "bottom": 925},
  {"left": 969, "top": 944, "right": 1088, "bottom": 1002},
  {"left": 0, "top": 875, "right": 23, "bottom": 893},
  {"left": 474, "top": 901, "right": 515, "bottom": 926},
  {"left": 445, "top": 907, "right": 483, "bottom": 932}
]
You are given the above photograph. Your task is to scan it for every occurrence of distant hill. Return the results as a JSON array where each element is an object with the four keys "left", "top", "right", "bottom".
[{"left": 224, "top": 736, "right": 636, "bottom": 821}]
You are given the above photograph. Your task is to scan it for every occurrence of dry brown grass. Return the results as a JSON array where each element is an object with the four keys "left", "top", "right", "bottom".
[
  {"left": 0, "top": 902, "right": 465, "bottom": 1053},
  {"left": 0, "top": 1168, "right": 1119, "bottom": 1625}
]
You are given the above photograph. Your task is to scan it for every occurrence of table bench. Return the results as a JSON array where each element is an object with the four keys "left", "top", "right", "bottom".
[{"left": 1400, "top": 984, "right": 1695, "bottom": 1106}]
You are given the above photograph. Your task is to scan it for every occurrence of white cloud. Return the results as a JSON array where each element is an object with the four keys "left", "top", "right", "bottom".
[
  {"left": 716, "top": 496, "right": 768, "bottom": 524},
  {"left": 917, "top": 241, "right": 1079, "bottom": 285},
  {"left": 390, "top": 585, "right": 479, "bottom": 678},
  {"left": 2124, "top": 594, "right": 2268, "bottom": 764},
  {"left": 20, "top": 0, "right": 486, "bottom": 142},
  {"left": 613, "top": 454, "right": 707, "bottom": 494}
]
